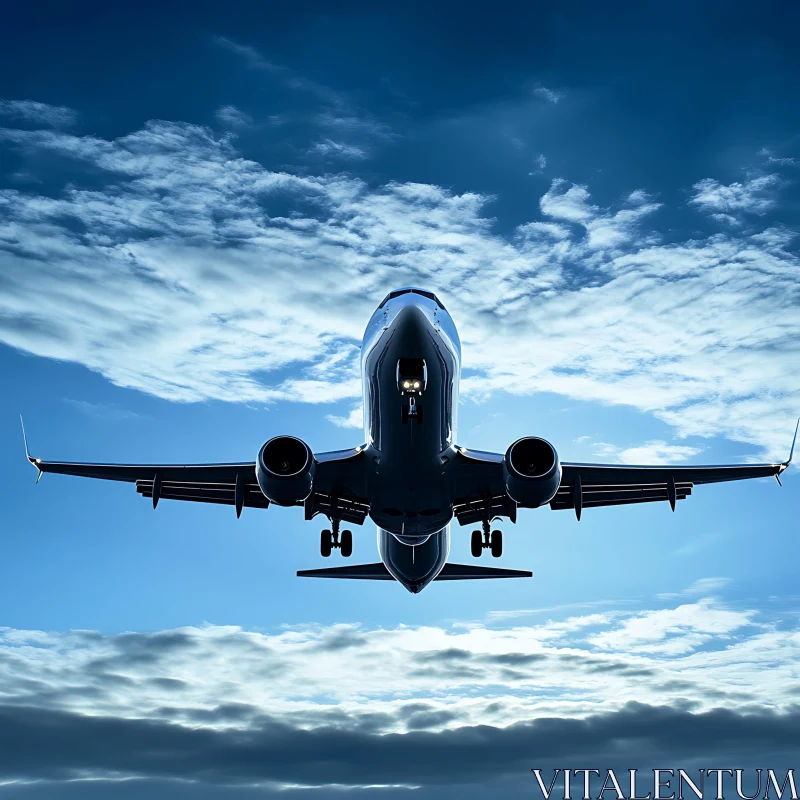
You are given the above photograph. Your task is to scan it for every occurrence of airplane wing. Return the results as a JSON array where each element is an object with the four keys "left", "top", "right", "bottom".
[
  {"left": 22, "top": 421, "right": 369, "bottom": 523},
  {"left": 452, "top": 421, "right": 797, "bottom": 523},
  {"left": 554, "top": 456, "right": 790, "bottom": 519}
]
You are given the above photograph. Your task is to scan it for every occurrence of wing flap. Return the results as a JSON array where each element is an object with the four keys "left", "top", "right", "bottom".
[
  {"left": 136, "top": 480, "right": 270, "bottom": 509},
  {"left": 453, "top": 493, "right": 517, "bottom": 526},
  {"left": 550, "top": 482, "right": 692, "bottom": 511}
]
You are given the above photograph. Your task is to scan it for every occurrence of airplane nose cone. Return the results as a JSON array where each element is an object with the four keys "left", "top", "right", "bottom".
[{"left": 392, "top": 303, "right": 429, "bottom": 331}]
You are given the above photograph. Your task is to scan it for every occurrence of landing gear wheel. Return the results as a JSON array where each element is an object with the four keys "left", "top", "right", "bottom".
[
  {"left": 320, "top": 530, "right": 332, "bottom": 558},
  {"left": 471, "top": 530, "right": 483, "bottom": 558},
  {"left": 490, "top": 530, "right": 503, "bottom": 558},
  {"left": 340, "top": 530, "right": 353, "bottom": 558}
]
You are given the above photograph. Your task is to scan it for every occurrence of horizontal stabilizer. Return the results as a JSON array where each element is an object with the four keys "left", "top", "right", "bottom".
[
  {"left": 297, "top": 563, "right": 394, "bottom": 580},
  {"left": 436, "top": 563, "right": 532, "bottom": 580},
  {"left": 297, "top": 562, "right": 532, "bottom": 581}
]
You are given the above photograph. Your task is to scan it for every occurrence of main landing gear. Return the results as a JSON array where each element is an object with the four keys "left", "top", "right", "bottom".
[
  {"left": 471, "top": 518, "right": 502, "bottom": 558},
  {"left": 320, "top": 517, "right": 352, "bottom": 558}
]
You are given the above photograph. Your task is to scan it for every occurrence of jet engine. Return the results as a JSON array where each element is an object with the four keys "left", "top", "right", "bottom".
[
  {"left": 503, "top": 436, "right": 561, "bottom": 508},
  {"left": 256, "top": 436, "right": 315, "bottom": 506}
]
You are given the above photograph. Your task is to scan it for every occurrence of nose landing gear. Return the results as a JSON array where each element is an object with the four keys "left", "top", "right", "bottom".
[
  {"left": 470, "top": 519, "right": 502, "bottom": 558},
  {"left": 320, "top": 518, "right": 352, "bottom": 558}
]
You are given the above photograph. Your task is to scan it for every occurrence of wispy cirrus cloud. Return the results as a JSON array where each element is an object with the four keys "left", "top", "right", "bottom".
[
  {"left": 0, "top": 98, "right": 77, "bottom": 128},
  {"left": 0, "top": 114, "right": 798, "bottom": 458},
  {"left": 214, "top": 105, "right": 253, "bottom": 128},
  {"left": 590, "top": 440, "right": 703, "bottom": 465},
  {"left": 310, "top": 138, "right": 369, "bottom": 160},
  {"left": 533, "top": 85, "right": 566, "bottom": 104},
  {"left": 658, "top": 577, "right": 732, "bottom": 599}
]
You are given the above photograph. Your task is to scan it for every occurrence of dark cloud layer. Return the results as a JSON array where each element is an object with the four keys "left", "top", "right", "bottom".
[{"left": 1, "top": 703, "right": 799, "bottom": 789}]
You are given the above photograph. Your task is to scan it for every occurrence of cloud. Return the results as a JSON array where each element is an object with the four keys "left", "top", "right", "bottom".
[
  {"left": 63, "top": 399, "right": 142, "bottom": 421},
  {"left": 0, "top": 99, "right": 77, "bottom": 128},
  {"left": 690, "top": 174, "right": 782, "bottom": 224},
  {"left": 540, "top": 179, "right": 597, "bottom": 222},
  {"left": 213, "top": 36, "right": 281, "bottom": 73},
  {"left": 588, "top": 600, "right": 757, "bottom": 655},
  {"left": 590, "top": 440, "right": 703, "bottom": 465},
  {"left": 533, "top": 85, "right": 566, "bottom": 104},
  {"left": 540, "top": 182, "right": 661, "bottom": 249},
  {"left": 214, "top": 105, "right": 252, "bottom": 128},
  {"left": 1, "top": 602, "right": 800, "bottom": 789},
  {"left": 213, "top": 36, "right": 345, "bottom": 108},
  {"left": 310, "top": 139, "right": 368, "bottom": 160},
  {"left": 759, "top": 147, "right": 798, "bottom": 167},
  {"left": 658, "top": 577, "right": 731, "bottom": 600},
  {"left": 0, "top": 115, "right": 798, "bottom": 457},
  {"left": 326, "top": 404, "right": 364, "bottom": 429}
]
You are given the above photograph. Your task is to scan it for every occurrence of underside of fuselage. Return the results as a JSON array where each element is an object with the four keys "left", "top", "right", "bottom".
[
  {"left": 358, "top": 288, "right": 461, "bottom": 592},
  {"left": 378, "top": 526, "right": 450, "bottom": 593},
  {"left": 361, "top": 290, "right": 461, "bottom": 536}
]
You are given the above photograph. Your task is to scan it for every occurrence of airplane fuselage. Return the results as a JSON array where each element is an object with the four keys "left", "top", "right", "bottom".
[{"left": 360, "top": 289, "right": 461, "bottom": 592}]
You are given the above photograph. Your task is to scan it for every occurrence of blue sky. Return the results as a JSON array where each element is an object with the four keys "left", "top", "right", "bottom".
[{"left": 1, "top": 1, "right": 799, "bottom": 796}]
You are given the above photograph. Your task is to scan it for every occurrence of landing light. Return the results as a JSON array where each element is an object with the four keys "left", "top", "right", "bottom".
[
  {"left": 413, "top": 381, "right": 420, "bottom": 388},
  {"left": 403, "top": 381, "right": 410, "bottom": 388}
]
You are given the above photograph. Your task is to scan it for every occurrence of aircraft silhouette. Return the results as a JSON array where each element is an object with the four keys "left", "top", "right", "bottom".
[{"left": 23, "top": 287, "right": 797, "bottom": 593}]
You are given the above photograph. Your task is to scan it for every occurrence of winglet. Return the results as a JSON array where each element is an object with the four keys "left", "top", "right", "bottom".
[
  {"left": 787, "top": 418, "right": 799, "bottom": 466},
  {"left": 777, "top": 418, "right": 799, "bottom": 485},
  {"left": 20, "top": 415, "right": 43, "bottom": 482}
]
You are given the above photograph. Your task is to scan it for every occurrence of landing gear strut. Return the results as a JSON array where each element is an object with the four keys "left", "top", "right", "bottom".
[
  {"left": 471, "top": 518, "right": 502, "bottom": 558},
  {"left": 320, "top": 517, "right": 352, "bottom": 558}
]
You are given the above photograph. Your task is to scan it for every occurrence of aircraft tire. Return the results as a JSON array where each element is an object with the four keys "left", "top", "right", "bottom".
[
  {"left": 340, "top": 529, "right": 353, "bottom": 558},
  {"left": 490, "top": 530, "right": 503, "bottom": 558},
  {"left": 320, "top": 530, "right": 332, "bottom": 557},
  {"left": 471, "top": 530, "right": 483, "bottom": 558}
]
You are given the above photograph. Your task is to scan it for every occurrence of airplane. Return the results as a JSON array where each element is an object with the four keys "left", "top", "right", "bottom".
[{"left": 22, "top": 286, "right": 797, "bottom": 594}]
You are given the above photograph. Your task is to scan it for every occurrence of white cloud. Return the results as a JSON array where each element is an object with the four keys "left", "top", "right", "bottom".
[
  {"left": 588, "top": 600, "right": 757, "bottom": 655},
  {"left": 311, "top": 138, "right": 368, "bottom": 159},
  {"left": 658, "top": 577, "right": 732, "bottom": 599},
  {"left": 214, "top": 105, "right": 252, "bottom": 128},
  {"left": 63, "top": 398, "right": 142, "bottom": 421},
  {"left": 533, "top": 85, "right": 566, "bottom": 104},
  {"left": 540, "top": 179, "right": 597, "bottom": 222},
  {"left": 326, "top": 404, "right": 364, "bottom": 429},
  {"left": 0, "top": 596, "right": 793, "bottom": 735},
  {"left": 759, "top": 147, "right": 798, "bottom": 167},
  {"left": 0, "top": 99, "right": 77, "bottom": 127},
  {"left": 591, "top": 439, "right": 703, "bottom": 465},
  {"left": 0, "top": 117, "right": 798, "bottom": 458},
  {"left": 536, "top": 153, "right": 547, "bottom": 169},
  {"left": 690, "top": 174, "right": 781, "bottom": 223},
  {"left": 684, "top": 576, "right": 731, "bottom": 595}
]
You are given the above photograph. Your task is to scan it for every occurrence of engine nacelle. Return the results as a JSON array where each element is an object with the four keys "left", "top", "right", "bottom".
[
  {"left": 503, "top": 436, "right": 561, "bottom": 508},
  {"left": 256, "top": 436, "right": 315, "bottom": 507}
]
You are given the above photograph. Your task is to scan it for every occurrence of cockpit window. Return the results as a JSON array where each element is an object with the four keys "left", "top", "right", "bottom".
[{"left": 378, "top": 288, "right": 447, "bottom": 311}]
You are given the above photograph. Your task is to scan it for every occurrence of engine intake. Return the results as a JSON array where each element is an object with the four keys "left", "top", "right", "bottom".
[
  {"left": 503, "top": 436, "right": 561, "bottom": 508},
  {"left": 256, "top": 436, "right": 315, "bottom": 506}
]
